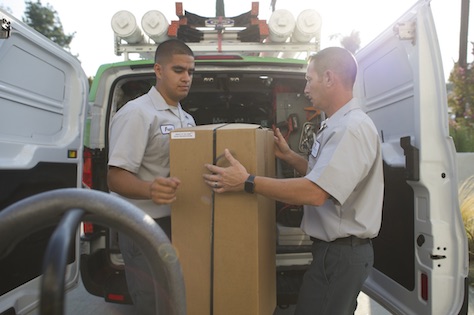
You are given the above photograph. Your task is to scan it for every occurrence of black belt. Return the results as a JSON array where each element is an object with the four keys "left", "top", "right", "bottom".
[{"left": 310, "top": 235, "right": 371, "bottom": 246}]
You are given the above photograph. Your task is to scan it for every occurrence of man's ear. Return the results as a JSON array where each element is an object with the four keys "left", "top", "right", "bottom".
[
  {"left": 324, "top": 70, "right": 335, "bottom": 87},
  {"left": 154, "top": 63, "right": 162, "bottom": 79}
]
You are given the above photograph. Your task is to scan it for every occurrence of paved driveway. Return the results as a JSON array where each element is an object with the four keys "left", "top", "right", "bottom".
[
  {"left": 25, "top": 278, "right": 473, "bottom": 314},
  {"left": 61, "top": 279, "right": 390, "bottom": 315}
]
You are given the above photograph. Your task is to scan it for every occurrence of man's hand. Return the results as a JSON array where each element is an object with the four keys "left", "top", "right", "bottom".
[
  {"left": 150, "top": 177, "right": 181, "bottom": 204},
  {"left": 108, "top": 166, "right": 182, "bottom": 204},
  {"left": 203, "top": 149, "right": 249, "bottom": 193},
  {"left": 274, "top": 127, "right": 292, "bottom": 160}
]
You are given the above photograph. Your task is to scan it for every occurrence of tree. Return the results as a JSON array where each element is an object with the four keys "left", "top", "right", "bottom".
[
  {"left": 22, "top": 0, "right": 74, "bottom": 50},
  {"left": 448, "top": 42, "right": 474, "bottom": 152},
  {"left": 340, "top": 30, "right": 361, "bottom": 54},
  {"left": 329, "top": 30, "right": 361, "bottom": 54}
]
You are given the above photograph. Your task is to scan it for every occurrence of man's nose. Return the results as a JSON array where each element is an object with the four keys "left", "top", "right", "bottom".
[{"left": 182, "top": 72, "right": 192, "bottom": 81}]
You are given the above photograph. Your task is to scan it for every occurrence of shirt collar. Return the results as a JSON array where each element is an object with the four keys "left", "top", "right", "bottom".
[
  {"left": 324, "top": 98, "right": 361, "bottom": 129},
  {"left": 148, "top": 86, "right": 182, "bottom": 111}
]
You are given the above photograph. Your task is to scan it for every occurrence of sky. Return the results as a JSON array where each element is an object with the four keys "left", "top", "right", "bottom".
[{"left": 1, "top": 0, "right": 473, "bottom": 79}]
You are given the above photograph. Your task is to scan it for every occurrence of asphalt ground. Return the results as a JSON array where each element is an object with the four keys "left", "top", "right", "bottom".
[{"left": 24, "top": 277, "right": 474, "bottom": 315}]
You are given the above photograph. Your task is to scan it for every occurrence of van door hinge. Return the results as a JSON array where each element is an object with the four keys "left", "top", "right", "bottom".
[
  {"left": 394, "top": 21, "right": 416, "bottom": 44},
  {"left": 1, "top": 18, "right": 11, "bottom": 39}
]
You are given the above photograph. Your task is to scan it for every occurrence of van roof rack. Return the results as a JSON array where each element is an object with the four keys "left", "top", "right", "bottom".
[{"left": 112, "top": 2, "right": 321, "bottom": 60}]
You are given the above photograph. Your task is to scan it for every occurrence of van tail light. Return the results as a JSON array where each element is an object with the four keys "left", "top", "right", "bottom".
[
  {"left": 421, "top": 273, "right": 429, "bottom": 301},
  {"left": 104, "top": 274, "right": 133, "bottom": 304},
  {"left": 106, "top": 293, "right": 126, "bottom": 303},
  {"left": 82, "top": 147, "right": 92, "bottom": 188},
  {"left": 82, "top": 221, "right": 94, "bottom": 235}
]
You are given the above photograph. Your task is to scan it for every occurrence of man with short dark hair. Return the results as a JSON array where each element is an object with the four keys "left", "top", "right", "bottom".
[{"left": 108, "top": 39, "right": 196, "bottom": 315}]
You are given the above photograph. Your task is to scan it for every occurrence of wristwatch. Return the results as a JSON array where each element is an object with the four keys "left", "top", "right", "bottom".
[{"left": 244, "top": 174, "right": 255, "bottom": 193}]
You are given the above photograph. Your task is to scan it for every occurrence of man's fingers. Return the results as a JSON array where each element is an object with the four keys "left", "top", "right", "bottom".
[
  {"left": 224, "top": 148, "right": 238, "bottom": 165},
  {"left": 204, "top": 163, "right": 215, "bottom": 173},
  {"left": 152, "top": 195, "right": 177, "bottom": 205},
  {"left": 274, "top": 127, "right": 282, "bottom": 137},
  {"left": 154, "top": 177, "right": 180, "bottom": 189},
  {"left": 206, "top": 150, "right": 238, "bottom": 170},
  {"left": 203, "top": 173, "right": 220, "bottom": 183},
  {"left": 150, "top": 187, "right": 178, "bottom": 204},
  {"left": 205, "top": 162, "right": 217, "bottom": 171},
  {"left": 205, "top": 163, "right": 227, "bottom": 179},
  {"left": 169, "top": 176, "right": 182, "bottom": 186},
  {"left": 274, "top": 128, "right": 286, "bottom": 142}
]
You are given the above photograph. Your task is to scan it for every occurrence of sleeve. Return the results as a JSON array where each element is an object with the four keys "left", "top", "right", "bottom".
[
  {"left": 305, "top": 121, "right": 378, "bottom": 205},
  {"left": 108, "top": 105, "right": 149, "bottom": 174}
]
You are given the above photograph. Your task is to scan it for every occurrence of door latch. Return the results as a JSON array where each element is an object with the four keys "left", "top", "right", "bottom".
[
  {"left": 394, "top": 21, "right": 416, "bottom": 44},
  {"left": 1, "top": 18, "right": 11, "bottom": 39}
]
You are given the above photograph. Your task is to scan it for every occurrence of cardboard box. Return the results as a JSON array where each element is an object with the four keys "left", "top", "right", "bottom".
[{"left": 170, "top": 123, "right": 276, "bottom": 315}]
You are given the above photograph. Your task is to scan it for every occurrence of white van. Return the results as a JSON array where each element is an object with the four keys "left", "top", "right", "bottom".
[
  {"left": 0, "top": 0, "right": 469, "bottom": 314},
  {"left": 0, "top": 9, "right": 87, "bottom": 315}
]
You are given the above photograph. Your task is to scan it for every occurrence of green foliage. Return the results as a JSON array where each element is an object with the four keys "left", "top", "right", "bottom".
[
  {"left": 22, "top": 0, "right": 74, "bottom": 50},
  {"left": 450, "top": 123, "right": 474, "bottom": 152},
  {"left": 448, "top": 43, "right": 474, "bottom": 152},
  {"left": 448, "top": 63, "right": 474, "bottom": 122}
]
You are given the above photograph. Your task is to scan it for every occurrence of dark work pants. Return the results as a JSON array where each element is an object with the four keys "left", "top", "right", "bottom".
[
  {"left": 118, "top": 216, "right": 172, "bottom": 315},
  {"left": 295, "top": 239, "right": 374, "bottom": 315}
]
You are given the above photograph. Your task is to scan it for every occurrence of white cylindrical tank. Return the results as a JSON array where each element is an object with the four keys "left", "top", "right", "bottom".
[
  {"left": 268, "top": 9, "right": 295, "bottom": 43},
  {"left": 292, "top": 9, "right": 322, "bottom": 43},
  {"left": 141, "top": 10, "right": 169, "bottom": 44},
  {"left": 111, "top": 10, "right": 143, "bottom": 44}
]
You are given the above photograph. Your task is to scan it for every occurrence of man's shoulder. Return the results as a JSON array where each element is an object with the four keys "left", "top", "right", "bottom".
[
  {"left": 338, "top": 109, "right": 378, "bottom": 138},
  {"left": 119, "top": 93, "right": 153, "bottom": 112},
  {"left": 111, "top": 96, "right": 154, "bottom": 128}
]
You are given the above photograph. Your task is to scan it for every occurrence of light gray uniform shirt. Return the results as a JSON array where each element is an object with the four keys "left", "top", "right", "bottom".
[
  {"left": 302, "top": 98, "right": 384, "bottom": 241},
  {"left": 108, "top": 86, "right": 196, "bottom": 218}
]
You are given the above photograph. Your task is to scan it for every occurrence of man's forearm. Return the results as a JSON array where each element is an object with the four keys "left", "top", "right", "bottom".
[
  {"left": 253, "top": 176, "right": 328, "bottom": 206},
  {"left": 281, "top": 150, "right": 308, "bottom": 175},
  {"left": 107, "top": 167, "right": 151, "bottom": 200}
]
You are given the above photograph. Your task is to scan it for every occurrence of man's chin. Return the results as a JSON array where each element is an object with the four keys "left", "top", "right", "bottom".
[{"left": 177, "top": 93, "right": 189, "bottom": 100}]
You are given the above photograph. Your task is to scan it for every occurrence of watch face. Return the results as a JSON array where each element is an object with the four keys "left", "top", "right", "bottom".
[{"left": 245, "top": 175, "right": 255, "bottom": 193}]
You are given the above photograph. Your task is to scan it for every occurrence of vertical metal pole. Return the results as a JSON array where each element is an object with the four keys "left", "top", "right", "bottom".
[
  {"left": 459, "top": 0, "right": 470, "bottom": 68},
  {"left": 40, "top": 209, "right": 84, "bottom": 315},
  {"left": 216, "top": 0, "right": 225, "bottom": 17}
]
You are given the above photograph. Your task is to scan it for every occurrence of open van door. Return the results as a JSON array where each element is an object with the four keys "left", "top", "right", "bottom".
[
  {"left": 0, "top": 10, "right": 88, "bottom": 314},
  {"left": 354, "top": 0, "right": 469, "bottom": 314}
]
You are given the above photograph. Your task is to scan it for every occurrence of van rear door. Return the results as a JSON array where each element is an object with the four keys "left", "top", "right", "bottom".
[
  {"left": 0, "top": 10, "right": 88, "bottom": 314},
  {"left": 354, "top": 1, "right": 469, "bottom": 314}
]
